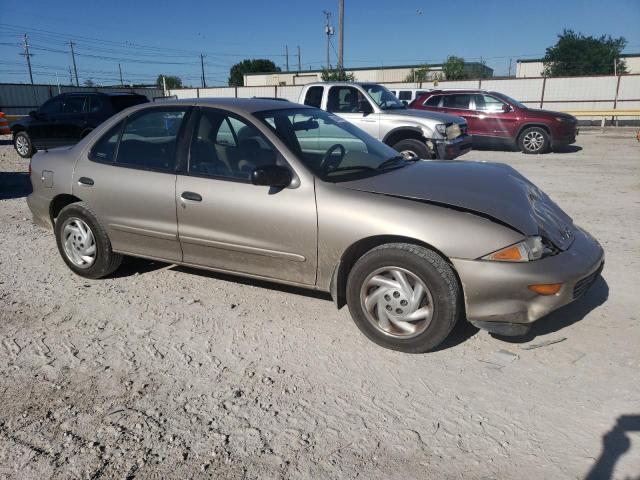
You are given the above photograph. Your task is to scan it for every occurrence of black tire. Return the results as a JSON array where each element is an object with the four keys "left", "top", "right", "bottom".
[
  {"left": 346, "top": 243, "right": 460, "bottom": 353},
  {"left": 392, "top": 138, "right": 432, "bottom": 159},
  {"left": 54, "top": 202, "right": 123, "bottom": 279},
  {"left": 14, "top": 131, "right": 34, "bottom": 158},
  {"left": 518, "top": 127, "right": 550, "bottom": 154}
]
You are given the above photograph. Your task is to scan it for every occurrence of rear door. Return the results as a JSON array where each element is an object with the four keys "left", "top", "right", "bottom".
[
  {"left": 55, "top": 94, "right": 88, "bottom": 143},
  {"left": 175, "top": 107, "right": 317, "bottom": 285},
  {"left": 72, "top": 106, "right": 190, "bottom": 261},
  {"left": 440, "top": 94, "right": 473, "bottom": 127}
]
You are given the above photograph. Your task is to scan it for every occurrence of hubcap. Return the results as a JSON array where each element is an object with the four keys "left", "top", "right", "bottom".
[
  {"left": 399, "top": 149, "right": 418, "bottom": 159},
  {"left": 360, "top": 266, "right": 434, "bottom": 339},
  {"left": 523, "top": 131, "right": 544, "bottom": 151},
  {"left": 15, "top": 136, "right": 29, "bottom": 156},
  {"left": 61, "top": 217, "right": 96, "bottom": 268}
]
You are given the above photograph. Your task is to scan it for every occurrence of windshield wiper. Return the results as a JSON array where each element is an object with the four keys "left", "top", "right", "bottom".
[
  {"left": 326, "top": 165, "right": 378, "bottom": 174},
  {"left": 377, "top": 155, "right": 417, "bottom": 171}
]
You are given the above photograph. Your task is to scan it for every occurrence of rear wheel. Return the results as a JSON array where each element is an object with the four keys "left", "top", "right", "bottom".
[
  {"left": 54, "top": 202, "right": 122, "bottom": 279},
  {"left": 392, "top": 138, "right": 432, "bottom": 160},
  {"left": 346, "top": 243, "right": 460, "bottom": 353},
  {"left": 14, "top": 131, "right": 34, "bottom": 158},
  {"left": 518, "top": 127, "right": 550, "bottom": 154}
]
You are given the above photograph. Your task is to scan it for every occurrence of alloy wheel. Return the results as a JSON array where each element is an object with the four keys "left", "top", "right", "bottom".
[
  {"left": 522, "top": 131, "right": 545, "bottom": 152},
  {"left": 360, "top": 266, "right": 434, "bottom": 339},
  {"left": 61, "top": 217, "right": 97, "bottom": 269},
  {"left": 15, "top": 135, "right": 29, "bottom": 156}
]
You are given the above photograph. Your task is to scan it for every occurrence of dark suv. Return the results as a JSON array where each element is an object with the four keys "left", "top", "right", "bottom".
[
  {"left": 409, "top": 90, "right": 578, "bottom": 154},
  {"left": 11, "top": 92, "right": 148, "bottom": 158}
]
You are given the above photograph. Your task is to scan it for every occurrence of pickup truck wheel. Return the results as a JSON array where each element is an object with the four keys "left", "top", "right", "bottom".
[
  {"left": 392, "top": 138, "right": 432, "bottom": 160},
  {"left": 14, "top": 131, "right": 34, "bottom": 158},
  {"left": 346, "top": 243, "right": 460, "bottom": 353},
  {"left": 55, "top": 202, "right": 123, "bottom": 279},
  {"left": 518, "top": 127, "right": 550, "bottom": 154}
]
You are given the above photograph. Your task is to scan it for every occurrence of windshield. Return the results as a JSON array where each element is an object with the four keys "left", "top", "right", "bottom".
[
  {"left": 361, "top": 84, "right": 406, "bottom": 110},
  {"left": 255, "top": 107, "right": 415, "bottom": 182},
  {"left": 494, "top": 92, "right": 528, "bottom": 109}
]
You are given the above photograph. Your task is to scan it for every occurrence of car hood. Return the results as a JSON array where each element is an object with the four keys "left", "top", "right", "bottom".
[
  {"left": 523, "top": 108, "right": 576, "bottom": 121},
  {"left": 384, "top": 108, "right": 466, "bottom": 125},
  {"left": 338, "top": 160, "right": 575, "bottom": 250}
]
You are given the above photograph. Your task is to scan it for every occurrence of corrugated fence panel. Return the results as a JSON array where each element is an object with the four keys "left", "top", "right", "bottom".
[
  {"left": 618, "top": 75, "right": 640, "bottom": 100},
  {"left": 198, "top": 87, "right": 236, "bottom": 98},
  {"left": 481, "top": 78, "right": 544, "bottom": 103},
  {"left": 236, "top": 86, "right": 278, "bottom": 98},
  {"left": 171, "top": 88, "right": 199, "bottom": 99},
  {"left": 277, "top": 85, "right": 304, "bottom": 102},
  {"left": 544, "top": 76, "right": 617, "bottom": 101}
]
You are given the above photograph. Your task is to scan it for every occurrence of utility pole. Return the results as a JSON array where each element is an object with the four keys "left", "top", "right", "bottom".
[
  {"left": 69, "top": 41, "right": 79, "bottom": 86},
  {"left": 20, "top": 34, "right": 34, "bottom": 84},
  {"left": 323, "top": 10, "right": 333, "bottom": 69},
  {"left": 508, "top": 58, "right": 512, "bottom": 77},
  {"left": 614, "top": 58, "right": 617, "bottom": 76},
  {"left": 118, "top": 63, "right": 124, "bottom": 86},
  {"left": 285, "top": 45, "right": 289, "bottom": 71},
  {"left": 200, "top": 53, "right": 206, "bottom": 88},
  {"left": 337, "top": 0, "right": 344, "bottom": 69},
  {"left": 162, "top": 75, "right": 167, "bottom": 96},
  {"left": 297, "top": 45, "right": 301, "bottom": 72},
  {"left": 69, "top": 66, "right": 73, "bottom": 85}
]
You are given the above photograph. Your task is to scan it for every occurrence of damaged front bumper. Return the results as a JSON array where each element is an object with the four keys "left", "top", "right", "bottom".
[{"left": 432, "top": 134, "right": 472, "bottom": 160}]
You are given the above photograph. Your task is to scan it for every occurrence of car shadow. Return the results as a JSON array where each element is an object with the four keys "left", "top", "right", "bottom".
[
  {"left": 109, "top": 257, "right": 173, "bottom": 278},
  {"left": 552, "top": 145, "right": 582, "bottom": 154},
  {"left": 170, "top": 265, "right": 334, "bottom": 301},
  {"left": 585, "top": 414, "right": 640, "bottom": 480},
  {"left": 0, "top": 171, "right": 32, "bottom": 199},
  {"left": 0, "top": 139, "right": 13, "bottom": 146},
  {"left": 493, "top": 275, "right": 609, "bottom": 344}
]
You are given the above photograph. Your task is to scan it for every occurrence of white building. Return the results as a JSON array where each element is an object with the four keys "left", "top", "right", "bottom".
[
  {"left": 244, "top": 63, "right": 493, "bottom": 86},
  {"left": 516, "top": 53, "right": 640, "bottom": 77}
]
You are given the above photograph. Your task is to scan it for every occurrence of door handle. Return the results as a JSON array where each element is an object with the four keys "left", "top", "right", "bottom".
[
  {"left": 77, "top": 177, "right": 94, "bottom": 186},
  {"left": 181, "top": 191, "right": 202, "bottom": 202}
]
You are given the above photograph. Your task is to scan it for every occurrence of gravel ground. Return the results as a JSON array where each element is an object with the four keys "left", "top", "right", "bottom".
[{"left": 0, "top": 130, "right": 639, "bottom": 479}]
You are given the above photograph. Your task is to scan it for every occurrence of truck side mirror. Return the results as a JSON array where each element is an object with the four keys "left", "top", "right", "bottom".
[{"left": 358, "top": 99, "right": 373, "bottom": 115}]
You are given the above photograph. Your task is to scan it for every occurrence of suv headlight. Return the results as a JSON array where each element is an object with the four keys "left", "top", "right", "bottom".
[{"left": 481, "top": 236, "right": 558, "bottom": 262}]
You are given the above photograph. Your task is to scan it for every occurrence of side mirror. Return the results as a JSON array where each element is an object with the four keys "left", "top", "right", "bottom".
[
  {"left": 502, "top": 104, "right": 512, "bottom": 113},
  {"left": 358, "top": 99, "right": 373, "bottom": 115},
  {"left": 401, "top": 100, "right": 408, "bottom": 106},
  {"left": 251, "top": 165, "right": 292, "bottom": 188}
]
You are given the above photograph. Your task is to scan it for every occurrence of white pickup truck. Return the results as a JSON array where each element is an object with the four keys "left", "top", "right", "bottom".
[{"left": 298, "top": 82, "right": 472, "bottom": 160}]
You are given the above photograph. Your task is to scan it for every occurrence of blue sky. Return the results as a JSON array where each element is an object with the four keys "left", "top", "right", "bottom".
[{"left": 1, "top": 0, "right": 639, "bottom": 86}]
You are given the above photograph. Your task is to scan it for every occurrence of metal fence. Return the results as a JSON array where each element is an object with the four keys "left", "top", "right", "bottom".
[
  {"left": 168, "top": 74, "right": 640, "bottom": 122},
  {"left": 0, "top": 83, "right": 165, "bottom": 115}
]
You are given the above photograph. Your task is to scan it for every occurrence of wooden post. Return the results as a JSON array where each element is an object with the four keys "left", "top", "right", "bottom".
[
  {"left": 540, "top": 76, "right": 547, "bottom": 109},
  {"left": 613, "top": 74, "right": 622, "bottom": 127}
]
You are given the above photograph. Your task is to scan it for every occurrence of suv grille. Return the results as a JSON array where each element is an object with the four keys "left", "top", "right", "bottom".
[{"left": 573, "top": 262, "right": 603, "bottom": 299}]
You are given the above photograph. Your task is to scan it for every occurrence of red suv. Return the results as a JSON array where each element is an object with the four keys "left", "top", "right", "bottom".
[{"left": 409, "top": 90, "right": 578, "bottom": 154}]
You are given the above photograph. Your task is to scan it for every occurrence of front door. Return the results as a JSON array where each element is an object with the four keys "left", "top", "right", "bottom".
[
  {"left": 72, "top": 107, "right": 190, "bottom": 261},
  {"left": 176, "top": 107, "right": 317, "bottom": 285},
  {"left": 55, "top": 94, "right": 88, "bottom": 144},
  {"left": 326, "top": 86, "right": 380, "bottom": 139},
  {"left": 29, "top": 96, "right": 64, "bottom": 147}
]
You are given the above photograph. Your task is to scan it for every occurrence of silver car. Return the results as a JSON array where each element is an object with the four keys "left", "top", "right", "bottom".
[{"left": 27, "top": 99, "right": 604, "bottom": 353}]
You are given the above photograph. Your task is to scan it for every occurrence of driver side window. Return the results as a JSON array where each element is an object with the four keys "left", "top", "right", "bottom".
[
  {"left": 327, "top": 86, "right": 363, "bottom": 113},
  {"left": 188, "top": 109, "right": 277, "bottom": 181}
]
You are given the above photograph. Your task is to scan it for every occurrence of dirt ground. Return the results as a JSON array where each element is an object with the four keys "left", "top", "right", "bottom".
[{"left": 0, "top": 129, "right": 639, "bottom": 480}]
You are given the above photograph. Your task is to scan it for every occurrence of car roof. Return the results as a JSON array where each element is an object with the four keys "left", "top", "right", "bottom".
[
  {"left": 142, "top": 97, "right": 311, "bottom": 114},
  {"left": 64, "top": 92, "right": 146, "bottom": 97}
]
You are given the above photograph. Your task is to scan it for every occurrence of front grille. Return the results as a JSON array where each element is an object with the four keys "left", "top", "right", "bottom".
[{"left": 573, "top": 262, "right": 603, "bottom": 299}]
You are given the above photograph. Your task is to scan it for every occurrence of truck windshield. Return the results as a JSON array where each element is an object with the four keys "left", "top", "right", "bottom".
[
  {"left": 255, "top": 107, "right": 415, "bottom": 182},
  {"left": 361, "top": 84, "right": 406, "bottom": 110}
]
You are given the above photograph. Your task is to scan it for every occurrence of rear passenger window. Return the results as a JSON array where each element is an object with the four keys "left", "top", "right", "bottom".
[
  {"left": 89, "top": 121, "right": 124, "bottom": 163},
  {"left": 115, "top": 108, "right": 187, "bottom": 171},
  {"left": 303, "top": 86, "right": 324, "bottom": 108},
  {"left": 189, "top": 109, "right": 276, "bottom": 181},
  {"left": 423, "top": 95, "right": 441, "bottom": 107},
  {"left": 442, "top": 94, "right": 471, "bottom": 109},
  {"left": 89, "top": 96, "right": 103, "bottom": 113},
  {"left": 63, "top": 96, "right": 87, "bottom": 113}
]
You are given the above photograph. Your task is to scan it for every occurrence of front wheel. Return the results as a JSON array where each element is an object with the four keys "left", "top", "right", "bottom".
[
  {"left": 14, "top": 131, "right": 34, "bottom": 158},
  {"left": 392, "top": 138, "right": 432, "bottom": 160},
  {"left": 54, "top": 202, "right": 123, "bottom": 279},
  {"left": 346, "top": 243, "right": 460, "bottom": 353},
  {"left": 518, "top": 127, "right": 550, "bottom": 154}
]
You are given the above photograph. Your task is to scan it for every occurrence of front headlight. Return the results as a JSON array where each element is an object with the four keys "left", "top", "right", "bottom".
[
  {"left": 435, "top": 123, "right": 447, "bottom": 135},
  {"left": 555, "top": 116, "right": 569, "bottom": 122},
  {"left": 482, "top": 236, "right": 558, "bottom": 262}
]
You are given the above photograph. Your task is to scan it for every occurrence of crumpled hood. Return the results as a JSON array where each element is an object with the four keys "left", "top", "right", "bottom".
[
  {"left": 339, "top": 160, "right": 575, "bottom": 250},
  {"left": 386, "top": 108, "right": 466, "bottom": 125}
]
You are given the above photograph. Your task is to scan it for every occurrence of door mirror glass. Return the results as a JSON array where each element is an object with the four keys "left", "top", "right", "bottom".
[
  {"left": 358, "top": 99, "right": 373, "bottom": 114},
  {"left": 251, "top": 164, "right": 291, "bottom": 188}
]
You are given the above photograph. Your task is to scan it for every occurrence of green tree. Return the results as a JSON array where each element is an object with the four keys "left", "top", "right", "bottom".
[
  {"left": 83, "top": 79, "right": 95, "bottom": 87},
  {"left": 320, "top": 68, "right": 355, "bottom": 82},
  {"left": 228, "top": 59, "right": 280, "bottom": 86},
  {"left": 156, "top": 75, "right": 183, "bottom": 89},
  {"left": 542, "top": 29, "right": 627, "bottom": 76},
  {"left": 441, "top": 56, "right": 468, "bottom": 80},
  {"left": 404, "top": 65, "right": 430, "bottom": 82}
]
